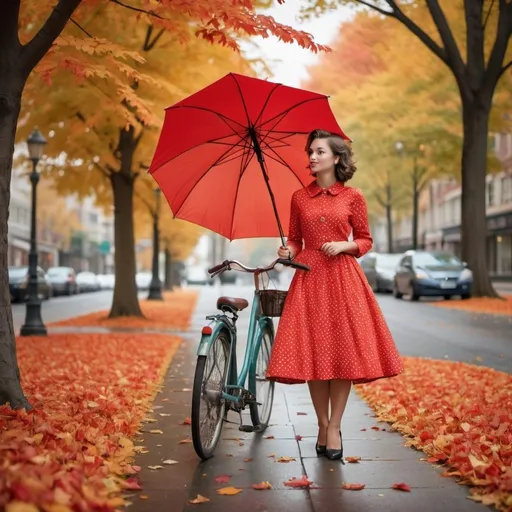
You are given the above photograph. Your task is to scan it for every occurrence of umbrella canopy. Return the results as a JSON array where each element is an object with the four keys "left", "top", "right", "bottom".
[{"left": 149, "top": 72, "right": 348, "bottom": 241}]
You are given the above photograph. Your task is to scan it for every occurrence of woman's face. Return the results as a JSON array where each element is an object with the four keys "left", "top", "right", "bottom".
[{"left": 308, "top": 138, "right": 339, "bottom": 175}]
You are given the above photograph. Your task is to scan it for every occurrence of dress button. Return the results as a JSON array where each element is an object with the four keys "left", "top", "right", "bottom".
[{"left": 320, "top": 216, "right": 325, "bottom": 222}]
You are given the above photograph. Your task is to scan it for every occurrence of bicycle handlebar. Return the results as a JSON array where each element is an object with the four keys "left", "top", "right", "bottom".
[{"left": 208, "top": 258, "right": 310, "bottom": 277}]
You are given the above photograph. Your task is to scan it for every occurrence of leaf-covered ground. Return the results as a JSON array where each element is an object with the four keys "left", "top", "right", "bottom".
[
  {"left": 356, "top": 357, "right": 512, "bottom": 511},
  {"left": 48, "top": 290, "right": 198, "bottom": 330},
  {"left": 0, "top": 333, "right": 181, "bottom": 511},
  {"left": 431, "top": 295, "right": 512, "bottom": 316}
]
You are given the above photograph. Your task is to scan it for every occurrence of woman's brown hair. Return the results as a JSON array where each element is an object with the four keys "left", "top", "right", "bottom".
[{"left": 306, "top": 129, "right": 357, "bottom": 182}]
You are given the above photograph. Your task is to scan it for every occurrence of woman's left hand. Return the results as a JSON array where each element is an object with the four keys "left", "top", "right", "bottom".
[{"left": 320, "top": 241, "right": 350, "bottom": 256}]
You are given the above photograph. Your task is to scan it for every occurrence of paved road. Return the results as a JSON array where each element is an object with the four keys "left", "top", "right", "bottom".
[
  {"left": 12, "top": 282, "right": 511, "bottom": 374},
  {"left": 11, "top": 291, "right": 121, "bottom": 334},
  {"left": 193, "top": 281, "right": 511, "bottom": 374}
]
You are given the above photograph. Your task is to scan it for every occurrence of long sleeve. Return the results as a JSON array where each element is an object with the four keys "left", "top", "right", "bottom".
[
  {"left": 350, "top": 189, "right": 373, "bottom": 258},
  {"left": 286, "top": 192, "right": 303, "bottom": 258}
]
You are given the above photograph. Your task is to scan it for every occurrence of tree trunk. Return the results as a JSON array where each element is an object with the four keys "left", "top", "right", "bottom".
[
  {"left": 386, "top": 183, "right": 393, "bottom": 253},
  {"left": 164, "top": 247, "right": 173, "bottom": 291},
  {"left": 460, "top": 100, "right": 497, "bottom": 297},
  {"left": 412, "top": 159, "right": 419, "bottom": 251},
  {"left": 0, "top": 76, "right": 31, "bottom": 409},
  {"left": 109, "top": 172, "right": 143, "bottom": 317}
]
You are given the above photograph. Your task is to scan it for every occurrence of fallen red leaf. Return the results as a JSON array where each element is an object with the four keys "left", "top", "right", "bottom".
[
  {"left": 392, "top": 482, "right": 411, "bottom": 492},
  {"left": 180, "top": 417, "right": 192, "bottom": 425},
  {"left": 216, "top": 486, "right": 242, "bottom": 495},
  {"left": 345, "top": 456, "right": 361, "bottom": 463},
  {"left": 284, "top": 476, "right": 313, "bottom": 488},
  {"left": 215, "top": 474, "right": 232, "bottom": 484},
  {"left": 295, "top": 435, "right": 303, "bottom": 441},
  {"left": 296, "top": 412, "right": 307, "bottom": 416},
  {"left": 342, "top": 482, "right": 365, "bottom": 490},
  {"left": 252, "top": 481, "right": 272, "bottom": 490}
]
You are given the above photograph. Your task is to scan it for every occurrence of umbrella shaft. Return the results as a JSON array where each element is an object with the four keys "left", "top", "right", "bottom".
[{"left": 249, "top": 127, "right": 286, "bottom": 247}]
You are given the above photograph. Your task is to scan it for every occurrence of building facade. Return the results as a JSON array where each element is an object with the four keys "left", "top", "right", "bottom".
[{"left": 370, "top": 133, "right": 512, "bottom": 278}]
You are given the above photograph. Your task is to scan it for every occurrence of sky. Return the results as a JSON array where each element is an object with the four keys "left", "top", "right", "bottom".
[{"left": 242, "top": 1, "right": 353, "bottom": 87}]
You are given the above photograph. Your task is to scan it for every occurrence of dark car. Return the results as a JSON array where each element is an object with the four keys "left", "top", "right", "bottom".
[
  {"left": 393, "top": 250, "right": 472, "bottom": 301},
  {"left": 360, "top": 252, "right": 403, "bottom": 293},
  {"left": 46, "top": 266, "right": 79, "bottom": 296},
  {"left": 8, "top": 266, "right": 52, "bottom": 302}
]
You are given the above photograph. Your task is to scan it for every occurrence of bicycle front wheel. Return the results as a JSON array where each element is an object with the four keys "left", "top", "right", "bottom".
[
  {"left": 191, "top": 331, "right": 230, "bottom": 460},
  {"left": 249, "top": 324, "right": 275, "bottom": 431}
]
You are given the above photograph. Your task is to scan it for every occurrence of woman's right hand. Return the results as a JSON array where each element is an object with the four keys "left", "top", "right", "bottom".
[{"left": 278, "top": 245, "right": 293, "bottom": 259}]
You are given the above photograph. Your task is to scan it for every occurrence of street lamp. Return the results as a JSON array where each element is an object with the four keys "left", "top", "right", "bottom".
[
  {"left": 147, "top": 187, "right": 163, "bottom": 300},
  {"left": 20, "top": 128, "right": 47, "bottom": 337}
]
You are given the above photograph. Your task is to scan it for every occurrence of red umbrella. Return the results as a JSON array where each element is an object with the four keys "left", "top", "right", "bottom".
[{"left": 148, "top": 73, "right": 348, "bottom": 245}]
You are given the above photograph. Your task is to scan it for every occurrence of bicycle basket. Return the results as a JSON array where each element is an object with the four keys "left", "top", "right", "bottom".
[{"left": 259, "top": 289, "right": 288, "bottom": 317}]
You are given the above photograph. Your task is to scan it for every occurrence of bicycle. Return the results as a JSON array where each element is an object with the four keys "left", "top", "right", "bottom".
[{"left": 191, "top": 257, "right": 310, "bottom": 460}]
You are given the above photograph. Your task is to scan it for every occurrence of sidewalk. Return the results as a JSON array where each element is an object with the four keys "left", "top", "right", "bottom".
[{"left": 126, "top": 289, "right": 487, "bottom": 512}]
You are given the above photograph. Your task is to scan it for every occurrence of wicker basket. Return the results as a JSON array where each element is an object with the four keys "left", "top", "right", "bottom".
[{"left": 259, "top": 289, "right": 288, "bottom": 317}]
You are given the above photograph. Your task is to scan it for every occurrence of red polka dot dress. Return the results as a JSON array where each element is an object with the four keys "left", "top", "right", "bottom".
[{"left": 266, "top": 180, "right": 404, "bottom": 384}]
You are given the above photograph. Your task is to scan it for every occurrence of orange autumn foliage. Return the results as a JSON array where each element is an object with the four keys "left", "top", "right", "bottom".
[
  {"left": 431, "top": 295, "right": 512, "bottom": 316},
  {"left": 0, "top": 333, "right": 181, "bottom": 510},
  {"left": 356, "top": 357, "right": 512, "bottom": 511},
  {"left": 49, "top": 290, "right": 198, "bottom": 330}
]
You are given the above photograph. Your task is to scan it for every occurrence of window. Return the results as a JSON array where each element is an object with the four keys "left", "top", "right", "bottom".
[
  {"left": 502, "top": 176, "right": 512, "bottom": 204},
  {"left": 487, "top": 181, "right": 494, "bottom": 207}
]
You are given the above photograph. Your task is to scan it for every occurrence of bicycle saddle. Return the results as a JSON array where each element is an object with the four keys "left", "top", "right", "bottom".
[{"left": 217, "top": 296, "right": 249, "bottom": 312}]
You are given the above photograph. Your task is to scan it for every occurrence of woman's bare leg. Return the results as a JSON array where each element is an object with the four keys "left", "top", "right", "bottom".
[
  {"left": 327, "top": 379, "right": 352, "bottom": 449},
  {"left": 307, "top": 380, "right": 330, "bottom": 445}
]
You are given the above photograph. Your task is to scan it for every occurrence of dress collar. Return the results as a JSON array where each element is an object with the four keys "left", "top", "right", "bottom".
[{"left": 306, "top": 180, "right": 345, "bottom": 197}]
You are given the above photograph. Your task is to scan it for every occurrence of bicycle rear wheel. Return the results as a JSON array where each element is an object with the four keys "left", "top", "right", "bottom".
[
  {"left": 191, "top": 331, "right": 230, "bottom": 460},
  {"left": 249, "top": 324, "right": 275, "bottom": 431}
]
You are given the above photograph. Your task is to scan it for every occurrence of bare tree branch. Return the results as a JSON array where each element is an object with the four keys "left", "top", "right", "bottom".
[
  {"left": 482, "top": 0, "right": 512, "bottom": 98},
  {"left": 498, "top": 59, "right": 512, "bottom": 80},
  {"left": 21, "top": 0, "right": 82, "bottom": 77},
  {"left": 109, "top": 0, "right": 164, "bottom": 20},
  {"left": 354, "top": 1, "right": 448, "bottom": 65},
  {"left": 483, "top": 0, "right": 496, "bottom": 31},
  {"left": 92, "top": 161, "right": 111, "bottom": 178},
  {"left": 425, "top": 0, "right": 467, "bottom": 86},
  {"left": 70, "top": 17, "right": 93, "bottom": 38}
]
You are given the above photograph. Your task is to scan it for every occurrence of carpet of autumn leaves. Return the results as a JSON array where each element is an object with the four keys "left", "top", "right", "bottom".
[
  {"left": 0, "top": 333, "right": 181, "bottom": 512},
  {"left": 431, "top": 295, "right": 512, "bottom": 316},
  {"left": 356, "top": 356, "right": 512, "bottom": 511},
  {"left": 48, "top": 290, "right": 198, "bottom": 330}
]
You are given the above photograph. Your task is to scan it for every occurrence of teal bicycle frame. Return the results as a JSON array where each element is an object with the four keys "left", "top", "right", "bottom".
[{"left": 196, "top": 289, "right": 274, "bottom": 406}]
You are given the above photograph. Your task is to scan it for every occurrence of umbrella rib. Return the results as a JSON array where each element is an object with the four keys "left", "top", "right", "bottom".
[
  {"left": 252, "top": 82, "right": 282, "bottom": 127},
  {"left": 230, "top": 74, "right": 252, "bottom": 128},
  {"left": 259, "top": 140, "right": 308, "bottom": 189},
  {"left": 173, "top": 133, "right": 249, "bottom": 219},
  {"left": 167, "top": 104, "right": 246, "bottom": 131},
  {"left": 258, "top": 96, "right": 326, "bottom": 130},
  {"left": 229, "top": 138, "right": 255, "bottom": 241}
]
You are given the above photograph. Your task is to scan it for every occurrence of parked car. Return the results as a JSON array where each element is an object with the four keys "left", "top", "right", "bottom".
[
  {"left": 393, "top": 250, "right": 472, "bottom": 301},
  {"left": 136, "top": 271, "right": 152, "bottom": 290},
  {"left": 76, "top": 272, "right": 100, "bottom": 292},
  {"left": 9, "top": 266, "right": 52, "bottom": 302},
  {"left": 359, "top": 252, "right": 403, "bottom": 293},
  {"left": 186, "top": 265, "right": 210, "bottom": 286},
  {"left": 97, "top": 274, "right": 115, "bottom": 290},
  {"left": 46, "top": 266, "right": 78, "bottom": 296}
]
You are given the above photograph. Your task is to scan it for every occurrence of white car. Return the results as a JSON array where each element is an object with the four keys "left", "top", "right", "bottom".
[
  {"left": 186, "top": 266, "right": 210, "bottom": 286},
  {"left": 136, "top": 271, "right": 152, "bottom": 290},
  {"left": 76, "top": 272, "right": 100, "bottom": 292}
]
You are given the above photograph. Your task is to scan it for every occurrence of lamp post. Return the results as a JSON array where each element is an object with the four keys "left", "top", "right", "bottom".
[
  {"left": 20, "top": 128, "right": 47, "bottom": 337},
  {"left": 147, "top": 187, "right": 163, "bottom": 300}
]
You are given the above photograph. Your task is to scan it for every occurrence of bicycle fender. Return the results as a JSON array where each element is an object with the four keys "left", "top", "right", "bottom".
[{"left": 196, "top": 319, "right": 231, "bottom": 357}]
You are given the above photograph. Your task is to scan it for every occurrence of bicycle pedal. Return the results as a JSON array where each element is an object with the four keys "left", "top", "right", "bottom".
[{"left": 238, "top": 425, "right": 256, "bottom": 432}]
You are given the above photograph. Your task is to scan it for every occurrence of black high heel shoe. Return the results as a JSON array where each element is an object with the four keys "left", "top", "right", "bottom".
[
  {"left": 315, "top": 427, "right": 327, "bottom": 456},
  {"left": 315, "top": 441, "right": 326, "bottom": 456},
  {"left": 326, "top": 431, "right": 344, "bottom": 463}
]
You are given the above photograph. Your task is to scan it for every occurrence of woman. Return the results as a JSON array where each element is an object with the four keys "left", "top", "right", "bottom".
[{"left": 266, "top": 129, "right": 403, "bottom": 462}]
